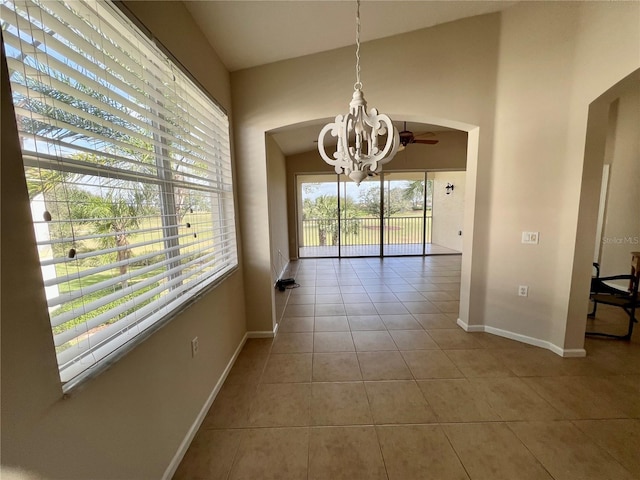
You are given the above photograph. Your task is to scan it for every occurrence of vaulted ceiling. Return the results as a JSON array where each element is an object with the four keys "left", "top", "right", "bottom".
[{"left": 184, "top": 1, "right": 519, "bottom": 72}]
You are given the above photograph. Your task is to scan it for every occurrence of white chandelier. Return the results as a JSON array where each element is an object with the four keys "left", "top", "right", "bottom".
[{"left": 317, "top": 0, "right": 399, "bottom": 186}]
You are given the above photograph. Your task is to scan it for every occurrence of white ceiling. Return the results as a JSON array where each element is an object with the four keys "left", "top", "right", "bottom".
[
  {"left": 184, "top": 1, "right": 519, "bottom": 72},
  {"left": 183, "top": 1, "right": 518, "bottom": 156}
]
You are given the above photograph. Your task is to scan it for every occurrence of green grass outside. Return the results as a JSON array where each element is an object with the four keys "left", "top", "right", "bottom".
[
  {"left": 302, "top": 212, "right": 432, "bottom": 247},
  {"left": 51, "top": 212, "right": 217, "bottom": 343}
]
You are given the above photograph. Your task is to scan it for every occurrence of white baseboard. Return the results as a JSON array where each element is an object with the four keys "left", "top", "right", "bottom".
[
  {"left": 247, "top": 330, "right": 276, "bottom": 338},
  {"left": 162, "top": 332, "right": 248, "bottom": 480},
  {"left": 456, "top": 318, "right": 484, "bottom": 332},
  {"left": 247, "top": 320, "right": 279, "bottom": 338},
  {"left": 456, "top": 318, "right": 586, "bottom": 358},
  {"left": 549, "top": 347, "right": 587, "bottom": 358}
]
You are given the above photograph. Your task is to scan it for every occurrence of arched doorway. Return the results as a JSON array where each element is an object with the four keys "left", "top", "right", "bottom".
[
  {"left": 266, "top": 115, "right": 481, "bottom": 331},
  {"left": 567, "top": 68, "right": 640, "bottom": 345}
]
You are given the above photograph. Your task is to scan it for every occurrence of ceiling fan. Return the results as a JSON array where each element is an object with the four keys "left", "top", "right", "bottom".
[{"left": 398, "top": 122, "right": 439, "bottom": 150}]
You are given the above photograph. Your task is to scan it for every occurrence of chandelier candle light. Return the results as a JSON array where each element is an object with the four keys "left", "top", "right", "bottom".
[{"left": 317, "top": 0, "right": 400, "bottom": 185}]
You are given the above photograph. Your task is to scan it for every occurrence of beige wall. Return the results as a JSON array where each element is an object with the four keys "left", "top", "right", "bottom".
[
  {"left": 432, "top": 171, "right": 466, "bottom": 251},
  {"left": 483, "top": 2, "right": 580, "bottom": 347},
  {"left": 266, "top": 135, "right": 290, "bottom": 327},
  {"left": 599, "top": 86, "right": 640, "bottom": 276},
  {"left": 486, "top": 2, "right": 639, "bottom": 351},
  {"left": 1, "top": 2, "right": 247, "bottom": 479},
  {"left": 267, "top": 135, "right": 291, "bottom": 279},
  {"left": 232, "top": 3, "right": 639, "bottom": 351}
]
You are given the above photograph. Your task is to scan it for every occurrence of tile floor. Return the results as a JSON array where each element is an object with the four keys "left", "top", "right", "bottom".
[
  {"left": 174, "top": 256, "right": 640, "bottom": 480},
  {"left": 298, "top": 243, "right": 460, "bottom": 258}
]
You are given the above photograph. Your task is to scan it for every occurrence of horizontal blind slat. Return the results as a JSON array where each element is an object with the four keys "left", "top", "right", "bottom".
[
  {"left": 47, "top": 233, "right": 233, "bottom": 307},
  {"left": 55, "top": 261, "right": 237, "bottom": 372},
  {"left": 6, "top": 41, "right": 227, "bottom": 173},
  {"left": 51, "top": 246, "right": 229, "bottom": 330},
  {"left": 54, "top": 250, "right": 232, "bottom": 347}
]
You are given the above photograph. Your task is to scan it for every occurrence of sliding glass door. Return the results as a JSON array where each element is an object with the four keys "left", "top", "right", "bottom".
[
  {"left": 339, "top": 174, "right": 381, "bottom": 257},
  {"left": 381, "top": 172, "right": 431, "bottom": 256},
  {"left": 298, "top": 174, "right": 339, "bottom": 258},
  {"left": 297, "top": 171, "right": 451, "bottom": 258}
]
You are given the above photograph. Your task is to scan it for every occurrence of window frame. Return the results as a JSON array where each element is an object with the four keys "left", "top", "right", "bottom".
[{"left": 2, "top": 0, "right": 238, "bottom": 392}]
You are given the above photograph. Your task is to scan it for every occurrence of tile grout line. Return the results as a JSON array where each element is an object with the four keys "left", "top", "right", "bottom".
[
  {"left": 503, "top": 421, "right": 559, "bottom": 480},
  {"left": 439, "top": 424, "right": 474, "bottom": 480}
]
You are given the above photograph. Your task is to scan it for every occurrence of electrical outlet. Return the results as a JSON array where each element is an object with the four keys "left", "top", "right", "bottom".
[
  {"left": 191, "top": 337, "right": 199, "bottom": 357},
  {"left": 518, "top": 286, "right": 529, "bottom": 297}
]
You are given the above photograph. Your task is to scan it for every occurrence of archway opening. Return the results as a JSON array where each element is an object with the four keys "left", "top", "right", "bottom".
[
  {"left": 567, "top": 68, "right": 640, "bottom": 346},
  {"left": 265, "top": 116, "right": 480, "bottom": 330}
]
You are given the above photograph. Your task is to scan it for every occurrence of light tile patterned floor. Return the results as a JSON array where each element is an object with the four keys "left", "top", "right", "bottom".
[{"left": 174, "top": 256, "right": 640, "bottom": 480}]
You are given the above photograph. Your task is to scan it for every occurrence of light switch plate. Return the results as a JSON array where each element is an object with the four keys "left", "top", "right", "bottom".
[{"left": 522, "top": 232, "right": 539, "bottom": 244}]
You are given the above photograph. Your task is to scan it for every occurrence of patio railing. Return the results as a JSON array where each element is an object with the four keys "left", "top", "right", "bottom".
[{"left": 301, "top": 216, "right": 432, "bottom": 247}]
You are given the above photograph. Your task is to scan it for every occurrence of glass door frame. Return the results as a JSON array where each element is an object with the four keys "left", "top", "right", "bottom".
[
  {"left": 338, "top": 173, "right": 383, "bottom": 258},
  {"left": 296, "top": 171, "right": 432, "bottom": 259},
  {"left": 380, "top": 171, "right": 430, "bottom": 257},
  {"left": 296, "top": 173, "right": 340, "bottom": 258}
]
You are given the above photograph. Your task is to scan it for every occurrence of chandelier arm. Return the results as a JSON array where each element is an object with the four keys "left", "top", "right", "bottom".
[
  {"left": 376, "top": 125, "right": 400, "bottom": 166},
  {"left": 364, "top": 112, "right": 399, "bottom": 164},
  {"left": 317, "top": 121, "right": 342, "bottom": 167}
]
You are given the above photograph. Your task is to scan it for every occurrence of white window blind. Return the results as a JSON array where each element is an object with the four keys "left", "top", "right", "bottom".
[{"left": 2, "top": 0, "right": 237, "bottom": 388}]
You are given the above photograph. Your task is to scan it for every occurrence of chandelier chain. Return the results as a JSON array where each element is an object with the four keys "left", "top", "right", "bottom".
[
  {"left": 354, "top": 0, "right": 362, "bottom": 90},
  {"left": 318, "top": 0, "right": 399, "bottom": 185}
]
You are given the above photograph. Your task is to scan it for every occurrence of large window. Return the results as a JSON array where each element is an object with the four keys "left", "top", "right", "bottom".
[{"left": 2, "top": 0, "right": 237, "bottom": 388}]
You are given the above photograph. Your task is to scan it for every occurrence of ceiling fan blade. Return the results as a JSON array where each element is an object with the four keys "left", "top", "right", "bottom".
[
  {"left": 413, "top": 139, "right": 439, "bottom": 145},
  {"left": 414, "top": 131, "right": 436, "bottom": 138}
]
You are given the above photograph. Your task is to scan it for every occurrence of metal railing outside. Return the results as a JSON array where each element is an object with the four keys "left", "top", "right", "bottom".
[{"left": 301, "top": 216, "right": 432, "bottom": 247}]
